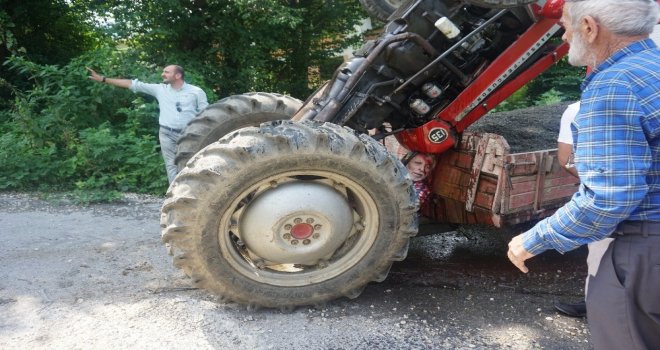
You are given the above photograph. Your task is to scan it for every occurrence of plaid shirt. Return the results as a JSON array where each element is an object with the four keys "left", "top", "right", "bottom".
[
  {"left": 523, "top": 39, "right": 660, "bottom": 255},
  {"left": 413, "top": 181, "right": 431, "bottom": 209}
]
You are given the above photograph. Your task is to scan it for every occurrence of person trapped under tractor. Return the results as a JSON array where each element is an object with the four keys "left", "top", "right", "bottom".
[
  {"left": 402, "top": 152, "right": 435, "bottom": 211},
  {"left": 87, "top": 65, "right": 209, "bottom": 183}
]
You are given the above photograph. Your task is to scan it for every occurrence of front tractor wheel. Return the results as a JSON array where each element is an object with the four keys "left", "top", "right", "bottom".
[{"left": 161, "top": 121, "right": 418, "bottom": 310}]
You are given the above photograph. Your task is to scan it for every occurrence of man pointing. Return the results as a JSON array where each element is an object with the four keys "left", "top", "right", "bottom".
[{"left": 88, "top": 65, "right": 208, "bottom": 183}]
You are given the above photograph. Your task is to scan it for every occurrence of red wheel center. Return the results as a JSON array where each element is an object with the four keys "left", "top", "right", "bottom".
[{"left": 290, "top": 223, "right": 314, "bottom": 239}]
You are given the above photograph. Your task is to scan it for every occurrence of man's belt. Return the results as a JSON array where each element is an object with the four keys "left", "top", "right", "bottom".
[
  {"left": 613, "top": 221, "right": 660, "bottom": 237},
  {"left": 160, "top": 125, "right": 182, "bottom": 133}
]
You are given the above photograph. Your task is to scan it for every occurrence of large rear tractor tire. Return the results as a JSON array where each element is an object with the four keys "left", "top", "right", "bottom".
[
  {"left": 175, "top": 92, "right": 302, "bottom": 170},
  {"left": 359, "top": 0, "right": 407, "bottom": 22},
  {"left": 360, "top": 0, "right": 537, "bottom": 22},
  {"left": 161, "top": 120, "right": 418, "bottom": 310},
  {"left": 465, "top": 0, "right": 537, "bottom": 8}
]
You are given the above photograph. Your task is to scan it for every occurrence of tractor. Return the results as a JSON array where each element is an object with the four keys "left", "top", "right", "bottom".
[{"left": 160, "top": 0, "right": 578, "bottom": 310}]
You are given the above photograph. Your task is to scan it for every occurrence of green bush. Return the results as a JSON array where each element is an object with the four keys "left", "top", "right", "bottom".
[
  {"left": 492, "top": 57, "right": 583, "bottom": 112},
  {"left": 0, "top": 48, "right": 186, "bottom": 198}
]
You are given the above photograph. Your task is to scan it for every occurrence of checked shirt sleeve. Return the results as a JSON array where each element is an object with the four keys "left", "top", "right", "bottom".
[{"left": 522, "top": 84, "right": 652, "bottom": 255}]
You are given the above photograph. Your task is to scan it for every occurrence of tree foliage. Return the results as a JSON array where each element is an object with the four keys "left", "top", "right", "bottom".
[
  {"left": 0, "top": 0, "right": 101, "bottom": 104},
  {"left": 0, "top": 0, "right": 585, "bottom": 200},
  {"left": 94, "top": 0, "right": 365, "bottom": 98},
  {"left": 0, "top": 50, "right": 169, "bottom": 196},
  {"left": 526, "top": 58, "right": 584, "bottom": 102},
  {"left": 493, "top": 58, "right": 583, "bottom": 112},
  {"left": 0, "top": 0, "right": 368, "bottom": 198}
]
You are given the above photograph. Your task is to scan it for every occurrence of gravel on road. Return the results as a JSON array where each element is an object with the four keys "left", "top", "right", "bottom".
[{"left": 0, "top": 192, "right": 591, "bottom": 349}]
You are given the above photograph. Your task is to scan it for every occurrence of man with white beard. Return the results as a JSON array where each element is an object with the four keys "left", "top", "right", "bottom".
[
  {"left": 507, "top": 1, "right": 660, "bottom": 349},
  {"left": 552, "top": 22, "right": 660, "bottom": 319}
]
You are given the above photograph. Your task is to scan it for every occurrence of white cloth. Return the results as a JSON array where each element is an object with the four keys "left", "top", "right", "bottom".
[
  {"left": 557, "top": 102, "right": 580, "bottom": 145},
  {"left": 651, "top": 24, "right": 660, "bottom": 46},
  {"left": 584, "top": 238, "right": 614, "bottom": 295}
]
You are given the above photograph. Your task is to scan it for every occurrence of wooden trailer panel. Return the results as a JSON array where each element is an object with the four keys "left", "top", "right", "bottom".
[{"left": 421, "top": 132, "right": 580, "bottom": 227}]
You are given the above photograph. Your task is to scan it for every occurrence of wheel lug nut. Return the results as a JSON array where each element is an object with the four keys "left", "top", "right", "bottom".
[
  {"left": 255, "top": 260, "right": 265, "bottom": 269},
  {"left": 284, "top": 224, "right": 292, "bottom": 230},
  {"left": 302, "top": 239, "right": 311, "bottom": 245},
  {"left": 283, "top": 233, "right": 291, "bottom": 240},
  {"left": 294, "top": 218, "right": 302, "bottom": 224},
  {"left": 312, "top": 233, "right": 320, "bottom": 239},
  {"left": 314, "top": 224, "right": 322, "bottom": 230},
  {"left": 306, "top": 218, "right": 314, "bottom": 224},
  {"left": 291, "top": 240, "right": 299, "bottom": 245}
]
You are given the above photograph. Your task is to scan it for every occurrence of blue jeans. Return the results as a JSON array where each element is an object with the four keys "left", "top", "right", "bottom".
[{"left": 159, "top": 127, "right": 181, "bottom": 183}]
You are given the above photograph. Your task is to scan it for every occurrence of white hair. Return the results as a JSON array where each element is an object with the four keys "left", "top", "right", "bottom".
[{"left": 565, "top": 0, "right": 660, "bottom": 37}]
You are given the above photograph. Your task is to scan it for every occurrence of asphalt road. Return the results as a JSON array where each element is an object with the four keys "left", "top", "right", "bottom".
[{"left": 0, "top": 193, "right": 592, "bottom": 349}]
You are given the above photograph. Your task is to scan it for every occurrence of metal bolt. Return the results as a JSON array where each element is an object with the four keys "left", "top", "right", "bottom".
[
  {"left": 283, "top": 233, "right": 291, "bottom": 240},
  {"left": 291, "top": 240, "right": 299, "bottom": 245},
  {"left": 312, "top": 233, "right": 320, "bottom": 239},
  {"left": 284, "top": 224, "right": 292, "bottom": 230},
  {"left": 255, "top": 260, "right": 265, "bottom": 269},
  {"left": 302, "top": 239, "right": 311, "bottom": 245},
  {"left": 294, "top": 218, "right": 302, "bottom": 224},
  {"left": 306, "top": 218, "right": 314, "bottom": 224},
  {"left": 314, "top": 224, "right": 322, "bottom": 230}
]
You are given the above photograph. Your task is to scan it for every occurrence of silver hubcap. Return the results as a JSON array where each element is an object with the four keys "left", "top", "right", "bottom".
[
  {"left": 239, "top": 182, "right": 353, "bottom": 265},
  {"left": 219, "top": 171, "right": 379, "bottom": 287}
]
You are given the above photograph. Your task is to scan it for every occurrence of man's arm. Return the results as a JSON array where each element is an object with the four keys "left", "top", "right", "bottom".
[
  {"left": 522, "top": 86, "right": 650, "bottom": 254},
  {"left": 195, "top": 87, "right": 209, "bottom": 112},
  {"left": 87, "top": 68, "right": 132, "bottom": 89},
  {"left": 557, "top": 102, "right": 580, "bottom": 178},
  {"left": 557, "top": 142, "right": 579, "bottom": 178},
  {"left": 509, "top": 84, "right": 651, "bottom": 273}
]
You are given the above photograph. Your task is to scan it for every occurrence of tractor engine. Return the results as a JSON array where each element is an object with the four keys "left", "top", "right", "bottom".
[{"left": 297, "top": 0, "right": 539, "bottom": 137}]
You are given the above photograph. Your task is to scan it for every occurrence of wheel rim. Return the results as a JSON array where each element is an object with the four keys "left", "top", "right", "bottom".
[{"left": 218, "top": 170, "right": 379, "bottom": 287}]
